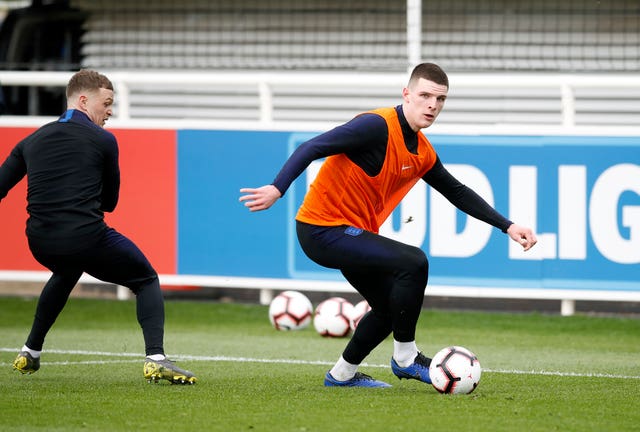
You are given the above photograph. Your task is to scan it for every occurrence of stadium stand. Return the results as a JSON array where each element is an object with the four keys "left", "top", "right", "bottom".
[
  {"left": 71, "top": 0, "right": 639, "bottom": 73},
  {"left": 1, "top": 0, "right": 639, "bottom": 124},
  {"left": 74, "top": 0, "right": 640, "bottom": 125}
]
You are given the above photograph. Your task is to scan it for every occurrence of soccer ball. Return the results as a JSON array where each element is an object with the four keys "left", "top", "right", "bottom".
[
  {"left": 429, "top": 346, "right": 481, "bottom": 394},
  {"left": 313, "top": 297, "right": 354, "bottom": 337},
  {"left": 349, "top": 300, "right": 371, "bottom": 330},
  {"left": 268, "top": 291, "right": 313, "bottom": 331}
]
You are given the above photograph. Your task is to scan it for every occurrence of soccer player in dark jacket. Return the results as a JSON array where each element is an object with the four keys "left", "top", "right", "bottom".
[
  {"left": 0, "top": 69, "right": 196, "bottom": 384},
  {"left": 240, "top": 63, "right": 537, "bottom": 387}
]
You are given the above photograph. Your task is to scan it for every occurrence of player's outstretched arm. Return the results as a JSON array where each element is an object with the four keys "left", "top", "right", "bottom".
[
  {"left": 239, "top": 185, "right": 282, "bottom": 212},
  {"left": 507, "top": 223, "right": 537, "bottom": 251}
]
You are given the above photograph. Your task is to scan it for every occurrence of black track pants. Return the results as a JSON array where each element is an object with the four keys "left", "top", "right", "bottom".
[
  {"left": 27, "top": 228, "right": 165, "bottom": 356},
  {"left": 296, "top": 221, "right": 428, "bottom": 364}
]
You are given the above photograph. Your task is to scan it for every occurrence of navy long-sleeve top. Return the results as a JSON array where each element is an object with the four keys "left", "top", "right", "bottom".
[
  {"left": 0, "top": 109, "right": 119, "bottom": 252},
  {"left": 272, "top": 105, "right": 512, "bottom": 233}
]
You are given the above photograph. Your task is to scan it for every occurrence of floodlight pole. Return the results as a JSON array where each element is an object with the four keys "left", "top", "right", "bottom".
[{"left": 407, "top": 0, "right": 422, "bottom": 72}]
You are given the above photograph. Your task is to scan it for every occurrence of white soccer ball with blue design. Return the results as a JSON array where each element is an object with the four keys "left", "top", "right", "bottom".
[
  {"left": 268, "top": 291, "right": 313, "bottom": 331},
  {"left": 429, "top": 346, "right": 482, "bottom": 394}
]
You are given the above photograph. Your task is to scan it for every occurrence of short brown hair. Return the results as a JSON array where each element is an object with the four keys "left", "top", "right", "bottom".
[
  {"left": 66, "top": 69, "right": 113, "bottom": 99},
  {"left": 408, "top": 63, "right": 449, "bottom": 88}
]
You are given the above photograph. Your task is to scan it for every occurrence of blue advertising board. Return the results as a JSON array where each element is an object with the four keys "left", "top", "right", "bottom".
[{"left": 177, "top": 129, "right": 640, "bottom": 292}]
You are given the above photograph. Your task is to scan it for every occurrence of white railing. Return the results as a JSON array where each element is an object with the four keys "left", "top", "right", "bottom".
[{"left": 2, "top": 70, "right": 640, "bottom": 127}]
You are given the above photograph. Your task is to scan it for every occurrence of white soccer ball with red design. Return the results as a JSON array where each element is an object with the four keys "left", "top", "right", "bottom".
[
  {"left": 349, "top": 300, "right": 371, "bottom": 330},
  {"left": 429, "top": 346, "right": 481, "bottom": 394},
  {"left": 313, "top": 297, "right": 354, "bottom": 337},
  {"left": 268, "top": 291, "right": 313, "bottom": 331}
]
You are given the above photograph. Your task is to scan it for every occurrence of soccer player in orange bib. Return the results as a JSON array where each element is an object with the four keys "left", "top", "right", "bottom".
[{"left": 240, "top": 63, "right": 537, "bottom": 387}]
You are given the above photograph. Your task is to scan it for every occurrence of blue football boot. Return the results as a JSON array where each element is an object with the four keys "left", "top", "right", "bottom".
[
  {"left": 391, "top": 352, "right": 432, "bottom": 384},
  {"left": 324, "top": 371, "right": 391, "bottom": 388}
]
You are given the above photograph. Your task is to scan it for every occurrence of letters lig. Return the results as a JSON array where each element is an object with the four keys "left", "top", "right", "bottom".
[{"left": 377, "top": 163, "right": 640, "bottom": 265}]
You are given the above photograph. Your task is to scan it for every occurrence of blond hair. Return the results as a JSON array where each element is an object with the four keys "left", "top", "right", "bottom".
[{"left": 66, "top": 69, "right": 113, "bottom": 99}]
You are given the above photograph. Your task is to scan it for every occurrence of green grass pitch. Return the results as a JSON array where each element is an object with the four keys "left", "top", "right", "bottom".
[{"left": 1, "top": 296, "right": 639, "bottom": 431}]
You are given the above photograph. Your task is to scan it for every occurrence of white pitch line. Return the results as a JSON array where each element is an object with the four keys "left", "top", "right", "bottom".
[
  {"left": 7, "top": 359, "right": 141, "bottom": 366},
  {"left": 2, "top": 347, "right": 639, "bottom": 380}
]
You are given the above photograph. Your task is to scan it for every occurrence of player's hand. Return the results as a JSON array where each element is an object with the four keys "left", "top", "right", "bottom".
[
  {"left": 507, "top": 223, "right": 537, "bottom": 251},
  {"left": 239, "top": 185, "right": 282, "bottom": 212}
]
